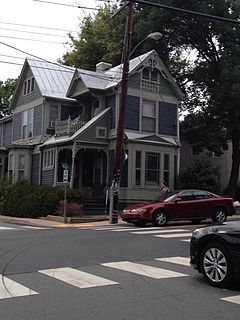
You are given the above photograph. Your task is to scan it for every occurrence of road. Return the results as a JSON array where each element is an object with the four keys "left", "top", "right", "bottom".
[{"left": 0, "top": 221, "right": 239, "bottom": 320}]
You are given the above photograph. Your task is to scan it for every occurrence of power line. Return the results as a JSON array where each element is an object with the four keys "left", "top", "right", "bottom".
[
  {"left": 0, "top": 34, "right": 64, "bottom": 44},
  {"left": 134, "top": 0, "right": 240, "bottom": 24},
  {"left": 32, "top": 0, "right": 98, "bottom": 10},
  {"left": 0, "top": 21, "right": 77, "bottom": 33},
  {"left": 0, "top": 26, "right": 68, "bottom": 38}
]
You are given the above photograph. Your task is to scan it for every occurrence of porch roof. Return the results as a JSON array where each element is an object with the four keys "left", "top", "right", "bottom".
[{"left": 125, "top": 131, "right": 181, "bottom": 146}]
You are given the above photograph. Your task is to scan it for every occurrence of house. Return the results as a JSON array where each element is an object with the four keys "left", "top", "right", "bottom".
[{"left": 0, "top": 50, "right": 183, "bottom": 210}]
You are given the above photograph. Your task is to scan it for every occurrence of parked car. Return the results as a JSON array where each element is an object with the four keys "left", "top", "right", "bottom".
[
  {"left": 120, "top": 189, "right": 235, "bottom": 227},
  {"left": 190, "top": 221, "right": 240, "bottom": 287}
]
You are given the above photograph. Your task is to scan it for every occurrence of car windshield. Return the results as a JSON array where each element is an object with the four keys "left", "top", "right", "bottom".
[{"left": 152, "top": 191, "right": 178, "bottom": 203}]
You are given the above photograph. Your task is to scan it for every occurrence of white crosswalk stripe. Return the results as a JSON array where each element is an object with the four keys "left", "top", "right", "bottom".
[
  {"left": 156, "top": 256, "right": 190, "bottom": 266},
  {"left": 154, "top": 233, "right": 192, "bottom": 238},
  {"left": 221, "top": 295, "right": 240, "bottom": 305},
  {"left": 181, "top": 239, "right": 191, "bottom": 242},
  {"left": 38, "top": 267, "right": 118, "bottom": 289},
  {"left": 101, "top": 261, "right": 188, "bottom": 279},
  {"left": 132, "top": 229, "right": 187, "bottom": 235},
  {"left": 0, "top": 225, "right": 51, "bottom": 231},
  {"left": 21, "top": 226, "right": 51, "bottom": 230},
  {"left": 0, "top": 276, "right": 38, "bottom": 300},
  {"left": 112, "top": 227, "right": 168, "bottom": 232},
  {"left": 0, "top": 226, "right": 17, "bottom": 231}
]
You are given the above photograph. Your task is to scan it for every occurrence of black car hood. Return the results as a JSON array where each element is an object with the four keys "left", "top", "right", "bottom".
[{"left": 195, "top": 221, "right": 240, "bottom": 236}]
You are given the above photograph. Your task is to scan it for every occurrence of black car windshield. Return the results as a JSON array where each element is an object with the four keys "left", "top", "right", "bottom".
[{"left": 152, "top": 191, "right": 178, "bottom": 203}]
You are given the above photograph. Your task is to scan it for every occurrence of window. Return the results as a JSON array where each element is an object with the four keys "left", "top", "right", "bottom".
[
  {"left": 8, "top": 154, "right": 13, "bottom": 183},
  {"left": 142, "top": 100, "right": 156, "bottom": 132},
  {"left": 18, "top": 155, "right": 25, "bottom": 181},
  {"left": 43, "top": 149, "right": 55, "bottom": 169},
  {"left": 96, "top": 126, "right": 107, "bottom": 139},
  {"left": 22, "top": 108, "right": 33, "bottom": 139},
  {"left": 178, "top": 191, "right": 195, "bottom": 201},
  {"left": 49, "top": 105, "right": 58, "bottom": 127},
  {"left": 135, "top": 151, "right": 142, "bottom": 186},
  {"left": 145, "top": 152, "right": 160, "bottom": 186},
  {"left": 164, "top": 154, "right": 170, "bottom": 184},
  {"left": 23, "top": 77, "right": 35, "bottom": 95},
  {"left": 141, "top": 68, "right": 159, "bottom": 93}
]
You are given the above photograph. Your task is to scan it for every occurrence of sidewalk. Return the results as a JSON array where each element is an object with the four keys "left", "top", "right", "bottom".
[{"left": 0, "top": 214, "right": 240, "bottom": 228}]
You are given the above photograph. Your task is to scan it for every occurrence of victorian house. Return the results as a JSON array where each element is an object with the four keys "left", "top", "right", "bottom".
[{"left": 0, "top": 50, "right": 183, "bottom": 209}]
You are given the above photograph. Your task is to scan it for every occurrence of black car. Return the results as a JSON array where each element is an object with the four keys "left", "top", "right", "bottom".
[{"left": 190, "top": 221, "right": 240, "bottom": 288}]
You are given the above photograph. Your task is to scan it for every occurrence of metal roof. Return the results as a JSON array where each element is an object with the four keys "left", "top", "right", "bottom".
[{"left": 27, "top": 59, "right": 75, "bottom": 100}]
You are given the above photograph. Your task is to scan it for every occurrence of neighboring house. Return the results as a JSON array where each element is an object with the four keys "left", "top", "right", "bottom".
[
  {"left": 180, "top": 140, "right": 232, "bottom": 191},
  {"left": 0, "top": 115, "right": 12, "bottom": 177},
  {"left": 1, "top": 50, "right": 183, "bottom": 209}
]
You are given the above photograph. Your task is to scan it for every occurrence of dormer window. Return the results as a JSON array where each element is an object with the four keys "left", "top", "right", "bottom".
[
  {"left": 141, "top": 68, "right": 160, "bottom": 94},
  {"left": 23, "top": 77, "right": 35, "bottom": 95}
]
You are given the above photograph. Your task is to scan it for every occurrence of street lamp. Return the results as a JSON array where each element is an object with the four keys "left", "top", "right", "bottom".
[{"left": 109, "top": 25, "right": 163, "bottom": 224}]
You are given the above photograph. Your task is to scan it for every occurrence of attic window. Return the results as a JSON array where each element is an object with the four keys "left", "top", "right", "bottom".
[
  {"left": 142, "top": 68, "right": 159, "bottom": 82},
  {"left": 23, "top": 77, "right": 35, "bottom": 95},
  {"left": 141, "top": 68, "right": 160, "bottom": 94}
]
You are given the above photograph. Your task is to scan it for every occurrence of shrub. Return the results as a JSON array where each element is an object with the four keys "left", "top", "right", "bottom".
[
  {"left": 0, "top": 181, "right": 83, "bottom": 218},
  {"left": 56, "top": 200, "right": 83, "bottom": 217},
  {"left": 179, "top": 156, "right": 220, "bottom": 194}
]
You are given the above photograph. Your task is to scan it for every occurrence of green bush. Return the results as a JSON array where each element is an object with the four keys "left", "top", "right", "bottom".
[
  {"left": 179, "top": 157, "right": 220, "bottom": 194},
  {"left": 0, "top": 181, "right": 82, "bottom": 218}
]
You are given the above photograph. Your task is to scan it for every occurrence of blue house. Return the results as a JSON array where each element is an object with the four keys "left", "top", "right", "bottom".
[{"left": 0, "top": 50, "right": 183, "bottom": 209}]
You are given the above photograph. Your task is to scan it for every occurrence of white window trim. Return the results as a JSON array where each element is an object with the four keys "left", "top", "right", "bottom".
[
  {"left": 43, "top": 149, "right": 55, "bottom": 170},
  {"left": 23, "top": 77, "right": 35, "bottom": 96},
  {"left": 141, "top": 99, "right": 158, "bottom": 134},
  {"left": 96, "top": 126, "right": 107, "bottom": 139}
]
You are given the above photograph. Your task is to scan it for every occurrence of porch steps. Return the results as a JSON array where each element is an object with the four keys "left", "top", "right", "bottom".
[{"left": 83, "top": 198, "right": 108, "bottom": 215}]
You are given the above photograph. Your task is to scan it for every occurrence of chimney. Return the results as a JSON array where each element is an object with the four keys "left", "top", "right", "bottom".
[{"left": 96, "top": 62, "right": 112, "bottom": 73}]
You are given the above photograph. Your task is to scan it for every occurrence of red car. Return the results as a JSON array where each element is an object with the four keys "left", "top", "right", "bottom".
[{"left": 120, "top": 190, "right": 235, "bottom": 227}]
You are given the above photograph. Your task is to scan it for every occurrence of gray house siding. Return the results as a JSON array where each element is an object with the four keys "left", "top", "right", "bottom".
[
  {"left": 125, "top": 95, "right": 140, "bottom": 131},
  {"left": 33, "top": 104, "right": 43, "bottom": 136},
  {"left": 78, "top": 113, "right": 109, "bottom": 141},
  {"left": 106, "top": 95, "right": 116, "bottom": 129},
  {"left": 128, "top": 73, "right": 141, "bottom": 89},
  {"left": 15, "top": 69, "right": 42, "bottom": 107},
  {"left": 3, "top": 121, "right": 12, "bottom": 147},
  {"left": 158, "top": 102, "right": 177, "bottom": 136},
  {"left": 42, "top": 169, "right": 54, "bottom": 185},
  {"left": 12, "top": 112, "right": 22, "bottom": 141},
  {"left": 159, "top": 75, "right": 175, "bottom": 96},
  {"left": 31, "top": 153, "right": 40, "bottom": 185}
]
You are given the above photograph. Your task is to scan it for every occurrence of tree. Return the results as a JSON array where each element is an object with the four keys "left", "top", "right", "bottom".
[
  {"left": 0, "top": 78, "right": 17, "bottom": 117},
  {"left": 179, "top": 157, "right": 220, "bottom": 194},
  {"left": 60, "top": 5, "right": 125, "bottom": 70}
]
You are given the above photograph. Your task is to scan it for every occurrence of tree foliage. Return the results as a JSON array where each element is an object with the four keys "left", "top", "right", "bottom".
[
  {"left": 60, "top": 5, "right": 125, "bottom": 69},
  {"left": 0, "top": 78, "right": 17, "bottom": 117},
  {"left": 178, "top": 157, "right": 220, "bottom": 194}
]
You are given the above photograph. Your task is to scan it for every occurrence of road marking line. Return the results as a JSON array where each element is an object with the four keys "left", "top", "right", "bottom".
[
  {"left": 221, "top": 295, "right": 240, "bottom": 305},
  {"left": 113, "top": 227, "right": 167, "bottom": 232},
  {"left": 92, "top": 227, "right": 133, "bottom": 231},
  {"left": 155, "top": 257, "right": 190, "bottom": 266},
  {"left": 0, "top": 276, "right": 38, "bottom": 300},
  {"left": 154, "top": 233, "right": 192, "bottom": 238},
  {"left": 21, "top": 226, "right": 51, "bottom": 230},
  {"left": 132, "top": 229, "right": 187, "bottom": 235},
  {"left": 38, "top": 267, "right": 118, "bottom": 288},
  {"left": 101, "top": 261, "right": 188, "bottom": 279},
  {"left": 0, "top": 226, "right": 17, "bottom": 230},
  {"left": 181, "top": 239, "right": 191, "bottom": 242}
]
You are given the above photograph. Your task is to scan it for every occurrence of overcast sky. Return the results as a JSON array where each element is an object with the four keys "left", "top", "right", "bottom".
[{"left": 0, "top": 0, "right": 103, "bottom": 82}]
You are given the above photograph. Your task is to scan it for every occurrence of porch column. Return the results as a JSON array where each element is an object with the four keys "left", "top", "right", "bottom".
[
  {"left": 54, "top": 148, "right": 58, "bottom": 186},
  {"left": 70, "top": 142, "right": 76, "bottom": 188}
]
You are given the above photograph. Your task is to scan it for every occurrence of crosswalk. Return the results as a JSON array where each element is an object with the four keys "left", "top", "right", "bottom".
[
  {"left": 0, "top": 256, "right": 239, "bottom": 305},
  {"left": 85, "top": 225, "right": 194, "bottom": 242},
  {"left": 0, "top": 226, "right": 51, "bottom": 232}
]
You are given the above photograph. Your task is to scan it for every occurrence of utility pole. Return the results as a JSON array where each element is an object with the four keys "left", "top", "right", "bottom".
[{"left": 109, "top": 0, "right": 134, "bottom": 223}]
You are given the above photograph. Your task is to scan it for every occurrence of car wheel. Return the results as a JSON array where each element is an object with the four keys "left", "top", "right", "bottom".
[
  {"left": 200, "top": 242, "right": 233, "bottom": 288},
  {"left": 191, "top": 219, "right": 202, "bottom": 224},
  {"left": 212, "top": 207, "right": 227, "bottom": 223},
  {"left": 153, "top": 210, "right": 168, "bottom": 227},
  {"left": 133, "top": 221, "right": 146, "bottom": 227}
]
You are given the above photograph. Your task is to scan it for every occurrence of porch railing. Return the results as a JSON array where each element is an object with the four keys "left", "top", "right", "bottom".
[{"left": 55, "top": 116, "right": 87, "bottom": 136}]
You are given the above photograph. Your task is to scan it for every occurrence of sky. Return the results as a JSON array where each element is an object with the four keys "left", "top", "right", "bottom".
[{"left": 0, "top": 0, "right": 106, "bottom": 82}]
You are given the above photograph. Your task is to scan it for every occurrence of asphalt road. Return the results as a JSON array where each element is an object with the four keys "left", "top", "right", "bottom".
[{"left": 0, "top": 221, "right": 240, "bottom": 320}]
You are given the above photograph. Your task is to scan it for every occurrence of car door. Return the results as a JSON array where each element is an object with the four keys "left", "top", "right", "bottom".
[
  {"left": 193, "top": 190, "right": 215, "bottom": 218},
  {"left": 171, "top": 191, "right": 196, "bottom": 220}
]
